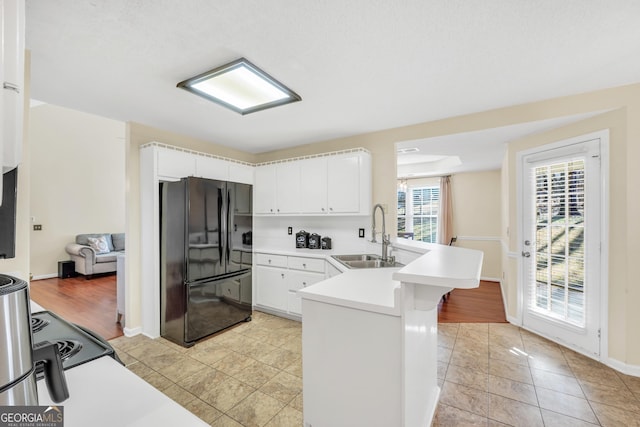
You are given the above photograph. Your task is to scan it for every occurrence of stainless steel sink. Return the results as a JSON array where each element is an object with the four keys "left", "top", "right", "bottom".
[
  {"left": 331, "top": 254, "right": 404, "bottom": 269},
  {"left": 332, "top": 254, "right": 381, "bottom": 262}
]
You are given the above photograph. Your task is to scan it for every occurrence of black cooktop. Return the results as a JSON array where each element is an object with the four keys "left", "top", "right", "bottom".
[{"left": 31, "top": 310, "right": 116, "bottom": 377}]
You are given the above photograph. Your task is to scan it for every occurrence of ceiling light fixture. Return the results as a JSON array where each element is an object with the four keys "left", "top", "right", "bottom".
[
  {"left": 177, "top": 57, "right": 301, "bottom": 115},
  {"left": 397, "top": 147, "right": 420, "bottom": 154}
]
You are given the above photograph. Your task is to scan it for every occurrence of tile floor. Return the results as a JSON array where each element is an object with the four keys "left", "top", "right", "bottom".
[{"left": 109, "top": 313, "right": 640, "bottom": 427}]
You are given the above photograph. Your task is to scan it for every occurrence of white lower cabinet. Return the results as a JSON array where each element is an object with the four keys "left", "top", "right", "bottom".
[
  {"left": 255, "top": 265, "right": 288, "bottom": 311},
  {"left": 255, "top": 253, "right": 326, "bottom": 316},
  {"left": 287, "top": 270, "right": 324, "bottom": 315}
]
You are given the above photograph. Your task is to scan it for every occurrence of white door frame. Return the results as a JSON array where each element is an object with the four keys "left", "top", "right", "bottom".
[{"left": 515, "top": 129, "right": 609, "bottom": 361}]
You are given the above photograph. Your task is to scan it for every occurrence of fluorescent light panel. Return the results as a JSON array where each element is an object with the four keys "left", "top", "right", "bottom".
[{"left": 177, "top": 58, "right": 301, "bottom": 115}]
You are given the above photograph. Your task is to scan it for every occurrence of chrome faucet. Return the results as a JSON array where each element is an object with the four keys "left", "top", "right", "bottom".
[{"left": 371, "top": 203, "right": 390, "bottom": 261}]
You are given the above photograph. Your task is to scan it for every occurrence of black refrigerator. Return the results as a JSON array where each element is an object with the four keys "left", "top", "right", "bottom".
[{"left": 160, "top": 176, "right": 253, "bottom": 347}]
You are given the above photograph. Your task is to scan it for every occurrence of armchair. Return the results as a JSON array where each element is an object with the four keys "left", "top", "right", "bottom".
[{"left": 65, "top": 233, "right": 125, "bottom": 278}]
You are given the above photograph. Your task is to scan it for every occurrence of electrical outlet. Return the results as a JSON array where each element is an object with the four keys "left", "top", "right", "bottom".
[
  {"left": 33, "top": 224, "right": 42, "bottom": 231},
  {"left": 358, "top": 228, "right": 365, "bottom": 238},
  {"left": 287, "top": 227, "right": 293, "bottom": 235}
]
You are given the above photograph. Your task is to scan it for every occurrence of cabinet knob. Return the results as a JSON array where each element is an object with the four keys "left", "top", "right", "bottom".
[
  {"left": 322, "top": 208, "right": 325, "bottom": 211},
  {"left": 303, "top": 263, "right": 306, "bottom": 268},
  {"left": 268, "top": 259, "right": 272, "bottom": 264},
  {"left": 281, "top": 273, "right": 285, "bottom": 278},
  {"left": 329, "top": 207, "right": 333, "bottom": 211},
  {"left": 303, "top": 282, "right": 307, "bottom": 287},
  {"left": 277, "top": 209, "right": 280, "bottom": 212}
]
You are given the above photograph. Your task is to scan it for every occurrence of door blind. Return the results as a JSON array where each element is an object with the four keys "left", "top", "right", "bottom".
[{"left": 531, "top": 159, "right": 586, "bottom": 327}]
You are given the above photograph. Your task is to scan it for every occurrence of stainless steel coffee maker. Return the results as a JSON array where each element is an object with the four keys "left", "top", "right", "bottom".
[{"left": 0, "top": 274, "right": 69, "bottom": 405}]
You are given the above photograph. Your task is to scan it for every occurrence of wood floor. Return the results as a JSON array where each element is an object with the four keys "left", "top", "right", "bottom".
[
  {"left": 437, "top": 280, "right": 507, "bottom": 323},
  {"left": 29, "top": 274, "right": 124, "bottom": 340},
  {"left": 28, "top": 276, "right": 505, "bottom": 341}
]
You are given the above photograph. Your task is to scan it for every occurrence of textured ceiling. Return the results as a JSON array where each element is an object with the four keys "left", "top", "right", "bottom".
[{"left": 26, "top": 1, "right": 640, "bottom": 154}]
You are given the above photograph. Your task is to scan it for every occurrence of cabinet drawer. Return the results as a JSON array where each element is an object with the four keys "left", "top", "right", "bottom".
[
  {"left": 256, "top": 253, "right": 288, "bottom": 268},
  {"left": 288, "top": 256, "right": 325, "bottom": 273},
  {"left": 288, "top": 271, "right": 324, "bottom": 291}
]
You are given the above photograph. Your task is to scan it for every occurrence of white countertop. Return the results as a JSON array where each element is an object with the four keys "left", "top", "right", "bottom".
[
  {"left": 391, "top": 240, "right": 483, "bottom": 288},
  {"left": 295, "top": 238, "right": 483, "bottom": 315},
  {"left": 37, "top": 357, "right": 207, "bottom": 427},
  {"left": 298, "top": 268, "right": 402, "bottom": 316}
]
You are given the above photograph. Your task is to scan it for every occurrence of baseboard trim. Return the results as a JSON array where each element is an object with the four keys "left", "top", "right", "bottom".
[
  {"left": 32, "top": 273, "right": 58, "bottom": 281},
  {"left": 123, "top": 326, "right": 142, "bottom": 337},
  {"left": 509, "top": 321, "right": 640, "bottom": 378},
  {"left": 481, "top": 276, "right": 501, "bottom": 282},
  {"left": 604, "top": 357, "right": 640, "bottom": 377}
]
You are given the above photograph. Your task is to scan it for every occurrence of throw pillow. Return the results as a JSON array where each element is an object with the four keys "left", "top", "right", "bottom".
[{"left": 87, "top": 236, "right": 110, "bottom": 254}]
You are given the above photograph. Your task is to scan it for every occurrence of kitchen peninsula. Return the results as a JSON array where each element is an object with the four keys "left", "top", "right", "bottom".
[{"left": 299, "top": 239, "right": 483, "bottom": 427}]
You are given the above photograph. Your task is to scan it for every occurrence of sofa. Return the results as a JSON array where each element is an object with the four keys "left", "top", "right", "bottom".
[{"left": 65, "top": 233, "right": 125, "bottom": 278}]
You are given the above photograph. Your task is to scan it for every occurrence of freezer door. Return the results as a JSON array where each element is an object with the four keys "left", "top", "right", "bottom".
[
  {"left": 186, "top": 177, "right": 226, "bottom": 281},
  {"left": 160, "top": 180, "right": 187, "bottom": 340},
  {"left": 227, "top": 182, "right": 253, "bottom": 274},
  {"left": 185, "top": 270, "right": 252, "bottom": 343}
]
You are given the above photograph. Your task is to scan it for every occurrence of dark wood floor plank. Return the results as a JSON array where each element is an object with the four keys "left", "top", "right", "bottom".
[
  {"left": 29, "top": 274, "right": 123, "bottom": 340},
  {"left": 438, "top": 280, "right": 507, "bottom": 323}
]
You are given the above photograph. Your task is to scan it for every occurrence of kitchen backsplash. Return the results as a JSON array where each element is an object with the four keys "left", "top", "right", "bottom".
[{"left": 253, "top": 216, "right": 370, "bottom": 253}]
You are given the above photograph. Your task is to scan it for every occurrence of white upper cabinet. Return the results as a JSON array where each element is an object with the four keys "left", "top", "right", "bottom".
[
  {"left": 154, "top": 146, "right": 254, "bottom": 184},
  {"left": 254, "top": 151, "right": 371, "bottom": 216},
  {"left": 195, "top": 156, "right": 229, "bottom": 181},
  {"left": 275, "top": 162, "right": 301, "bottom": 214},
  {"left": 157, "top": 148, "right": 196, "bottom": 179},
  {"left": 300, "top": 157, "right": 328, "bottom": 214},
  {"left": 229, "top": 163, "right": 254, "bottom": 185},
  {"left": 254, "top": 164, "right": 277, "bottom": 214},
  {"left": 327, "top": 155, "right": 361, "bottom": 213},
  {"left": 1, "top": 0, "right": 25, "bottom": 174}
]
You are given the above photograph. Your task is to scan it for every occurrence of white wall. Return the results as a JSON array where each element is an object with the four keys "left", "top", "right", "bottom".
[
  {"left": 253, "top": 216, "right": 370, "bottom": 254},
  {"left": 29, "top": 104, "right": 125, "bottom": 277}
]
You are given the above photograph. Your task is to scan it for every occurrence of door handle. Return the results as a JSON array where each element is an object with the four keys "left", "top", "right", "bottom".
[{"left": 522, "top": 251, "right": 531, "bottom": 258}]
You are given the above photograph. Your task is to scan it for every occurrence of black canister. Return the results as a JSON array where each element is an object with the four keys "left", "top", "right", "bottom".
[
  {"left": 321, "top": 237, "right": 332, "bottom": 250},
  {"left": 308, "top": 233, "right": 321, "bottom": 249},
  {"left": 296, "top": 230, "right": 310, "bottom": 248}
]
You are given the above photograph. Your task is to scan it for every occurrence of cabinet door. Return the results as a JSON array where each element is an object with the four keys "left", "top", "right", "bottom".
[
  {"left": 255, "top": 266, "right": 287, "bottom": 311},
  {"left": 254, "top": 165, "right": 277, "bottom": 214},
  {"left": 157, "top": 148, "right": 196, "bottom": 179},
  {"left": 287, "top": 271, "right": 324, "bottom": 315},
  {"left": 1, "top": 0, "right": 25, "bottom": 171},
  {"left": 327, "top": 155, "right": 360, "bottom": 213},
  {"left": 196, "top": 156, "right": 229, "bottom": 181},
  {"left": 229, "top": 163, "right": 254, "bottom": 185},
  {"left": 233, "top": 182, "right": 252, "bottom": 215},
  {"left": 276, "top": 162, "right": 301, "bottom": 214},
  {"left": 300, "top": 158, "right": 328, "bottom": 214},
  {"left": 326, "top": 262, "right": 343, "bottom": 278}
]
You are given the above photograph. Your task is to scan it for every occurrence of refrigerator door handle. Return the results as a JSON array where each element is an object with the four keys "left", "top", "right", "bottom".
[
  {"left": 226, "top": 189, "right": 231, "bottom": 263},
  {"left": 217, "top": 188, "right": 223, "bottom": 263}
]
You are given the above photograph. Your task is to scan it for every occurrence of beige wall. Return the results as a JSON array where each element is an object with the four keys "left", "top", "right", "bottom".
[
  {"left": 0, "top": 52, "right": 31, "bottom": 281},
  {"left": 451, "top": 170, "right": 501, "bottom": 280},
  {"left": 28, "top": 104, "right": 125, "bottom": 277}
]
